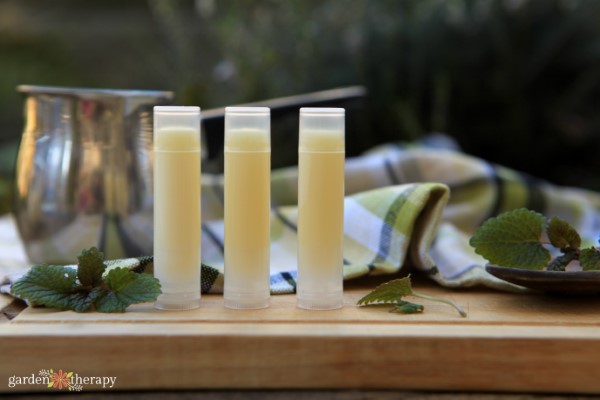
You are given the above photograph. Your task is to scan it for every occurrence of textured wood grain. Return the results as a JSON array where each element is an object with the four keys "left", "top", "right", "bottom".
[{"left": 1, "top": 278, "right": 599, "bottom": 394}]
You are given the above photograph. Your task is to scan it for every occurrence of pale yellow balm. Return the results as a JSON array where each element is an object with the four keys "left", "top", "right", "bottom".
[
  {"left": 297, "top": 108, "right": 345, "bottom": 310},
  {"left": 153, "top": 106, "right": 202, "bottom": 310},
  {"left": 224, "top": 107, "right": 271, "bottom": 309}
]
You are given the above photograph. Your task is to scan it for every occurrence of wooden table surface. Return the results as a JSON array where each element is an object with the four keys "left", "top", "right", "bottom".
[
  {"left": 1, "top": 214, "right": 599, "bottom": 396},
  {"left": 1, "top": 275, "right": 599, "bottom": 395}
]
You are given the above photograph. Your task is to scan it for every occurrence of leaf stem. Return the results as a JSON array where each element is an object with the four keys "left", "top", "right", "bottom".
[{"left": 411, "top": 291, "right": 467, "bottom": 317}]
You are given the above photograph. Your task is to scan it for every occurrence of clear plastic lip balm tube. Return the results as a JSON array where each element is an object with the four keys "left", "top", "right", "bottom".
[
  {"left": 224, "top": 107, "right": 271, "bottom": 309},
  {"left": 297, "top": 107, "right": 345, "bottom": 310},
  {"left": 153, "top": 106, "right": 202, "bottom": 310}
]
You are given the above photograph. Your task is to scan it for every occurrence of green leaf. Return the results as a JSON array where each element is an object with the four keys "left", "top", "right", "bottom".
[
  {"left": 68, "top": 287, "right": 104, "bottom": 313},
  {"left": 389, "top": 300, "right": 424, "bottom": 314},
  {"left": 580, "top": 248, "right": 600, "bottom": 271},
  {"left": 469, "top": 208, "right": 550, "bottom": 269},
  {"left": 357, "top": 276, "right": 413, "bottom": 305},
  {"left": 95, "top": 291, "right": 127, "bottom": 313},
  {"left": 95, "top": 267, "right": 161, "bottom": 312},
  {"left": 547, "top": 217, "right": 581, "bottom": 251},
  {"left": 11, "top": 265, "right": 78, "bottom": 310},
  {"left": 77, "top": 247, "right": 106, "bottom": 287},
  {"left": 357, "top": 275, "right": 466, "bottom": 317}
]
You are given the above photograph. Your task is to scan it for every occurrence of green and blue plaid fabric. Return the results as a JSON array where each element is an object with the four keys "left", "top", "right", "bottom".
[
  {"left": 196, "top": 139, "right": 600, "bottom": 294},
  {"left": 4, "top": 136, "right": 600, "bottom": 296}
]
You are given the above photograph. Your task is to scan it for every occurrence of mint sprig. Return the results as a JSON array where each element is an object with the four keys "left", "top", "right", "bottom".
[
  {"left": 12, "top": 247, "right": 161, "bottom": 313},
  {"left": 470, "top": 208, "right": 600, "bottom": 271},
  {"left": 357, "top": 276, "right": 467, "bottom": 317}
]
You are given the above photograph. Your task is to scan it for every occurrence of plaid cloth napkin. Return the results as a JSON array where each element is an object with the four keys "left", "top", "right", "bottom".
[{"left": 3, "top": 134, "right": 600, "bottom": 297}]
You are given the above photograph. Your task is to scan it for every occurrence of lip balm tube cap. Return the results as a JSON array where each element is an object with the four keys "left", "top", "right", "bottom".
[
  {"left": 153, "top": 106, "right": 201, "bottom": 152},
  {"left": 225, "top": 107, "right": 270, "bottom": 151},
  {"left": 154, "top": 106, "right": 201, "bottom": 130},
  {"left": 225, "top": 106, "right": 270, "bottom": 131},
  {"left": 299, "top": 108, "right": 345, "bottom": 152}
]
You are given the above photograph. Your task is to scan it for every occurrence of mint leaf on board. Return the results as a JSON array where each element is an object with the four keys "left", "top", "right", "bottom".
[
  {"left": 95, "top": 267, "right": 162, "bottom": 313},
  {"left": 357, "top": 276, "right": 413, "bottom": 305},
  {"left": 77, "top": 247, "right": 106, "bottom": 287},
  {"left": 11, "top": 265, "right": 78, "bottom": 310},
  {"left": 580, "top": 248, "right": 600, "bottom": 271},
  {"left": 68, "top": 287, "right": 105, "bottom": 313},
  {"left": 469, "top": 208, "right": 550, "bottom": 269},
  {"left": 357, "top": 276, "right": 466, "bottom": 317},
  {"left": 547, "top": 217, "right": 581, "bottom": 251},
  {"left": 11, "top": 247, "right": 161, "bottom": 313}
]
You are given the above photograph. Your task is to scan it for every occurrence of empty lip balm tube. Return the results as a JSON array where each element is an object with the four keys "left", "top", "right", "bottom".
[
  {"left": 296, "top": 107, "right": 345, "bottom": 310},
  {"left": 224, "top": 107, "right": 271, "bottom": 309},
  {"left": 153, "top": 106, "right": 202, "bottom": 310}
]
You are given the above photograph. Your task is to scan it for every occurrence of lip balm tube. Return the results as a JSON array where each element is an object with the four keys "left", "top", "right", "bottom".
[
  {"left": 297, "top": 108, "right": 345, "bottom": 310},
  {"left": 224, "top": 107, "right": 271, "bottom": 309},
  {"left": 153, "top": 106, "right": 202, "bottom": 310}
]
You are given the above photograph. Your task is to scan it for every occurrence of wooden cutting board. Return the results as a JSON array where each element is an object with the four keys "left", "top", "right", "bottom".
[{"left": 1, "top": 276, "right": 599, "bottom": 394}]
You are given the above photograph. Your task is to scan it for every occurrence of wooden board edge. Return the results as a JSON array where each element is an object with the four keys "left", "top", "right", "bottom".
[{"left": 1, "top": 324, "right": 599, "bottom": 394}]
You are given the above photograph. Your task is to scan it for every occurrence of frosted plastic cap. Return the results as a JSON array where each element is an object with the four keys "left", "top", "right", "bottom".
[
  {"left": 154, "top": 106, "right": 201, "bottom": 151},
  {"left": 154, "top": 106, "right": 201, "bottom": 131},
  {"left": 299, "top": 108, "right": 345, "bottom": 151},
  {"left": 225, "top": 107, "right": 270, "bottom": 151}
]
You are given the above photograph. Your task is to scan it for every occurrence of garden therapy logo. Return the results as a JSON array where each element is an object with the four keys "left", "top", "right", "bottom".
[
  {"left": 41, "top": 369, "right": 80, "bottom": 391},
  {"left": 8, "top": 369, "right": 117, "bottom": 391}
]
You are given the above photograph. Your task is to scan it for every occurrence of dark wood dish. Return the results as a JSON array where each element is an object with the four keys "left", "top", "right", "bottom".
[{"left": 486, "top": 265, "right": 600, "bottom": 294}]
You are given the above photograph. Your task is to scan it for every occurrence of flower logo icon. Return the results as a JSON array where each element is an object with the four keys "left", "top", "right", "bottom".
[{"left": 47, "top": 369, "right": 73, "bottom": 390}]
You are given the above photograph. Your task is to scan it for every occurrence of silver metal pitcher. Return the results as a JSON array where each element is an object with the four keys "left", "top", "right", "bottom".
[{"left": 13, "top": 85, "right": 174, "bottom": 264}]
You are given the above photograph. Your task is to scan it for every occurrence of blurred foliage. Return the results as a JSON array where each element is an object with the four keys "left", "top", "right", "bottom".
[
  {"left": 195, "top": 0, "right": 600, "bottom": 191},
  {"left": 2, "top": 0, "right": 600, "bottom": 215}
]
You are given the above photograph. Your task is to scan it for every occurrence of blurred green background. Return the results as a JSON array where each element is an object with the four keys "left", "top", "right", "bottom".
[{"left": 3, "top": 0, "right": 600, "bottom": 215}]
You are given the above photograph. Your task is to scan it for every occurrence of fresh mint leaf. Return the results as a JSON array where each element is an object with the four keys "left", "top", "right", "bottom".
[
  {"left": 580, "top": 248, "right": 600, "bottom": 271},
  {"left": 95, "top": 267, "right": 161, "bottom": 313},
  {"left": 357, "top": 275, "right": 466, "bottom": 317},
  {"left": 95, "top": 291, "right": 127, "bottom": 313},
  {"left": 68, "top": 287, "right": 104, "bottom": 312},
  {"left": 389, "top": 300, "right": 424, "bottom": 314},
  {"left": 77, "top": 247, "right": 106, "bottom": 287},
  {"left": 357, "top": 277, "right": 413, "bottom": 305},
  {"left": 11, "top": 265, "right": 78, "bottom": 310},
  {"left": 469, "top": 208, "right": 550, "bottom": 269},
  {"left": 547, "top": 217, "right": 581, "bottom": 251}
]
